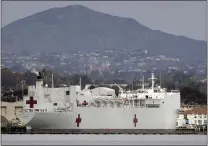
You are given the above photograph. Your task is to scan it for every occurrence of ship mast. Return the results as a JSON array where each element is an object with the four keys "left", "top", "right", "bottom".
[
  {"left": 21, "top": 80, "right": 25, "bottom": 100},
  {"left": 52, "top": 73, "right": 54, "bottom": 88},
  {"left": 142, "top": 76, "right": 145, "bottom": 91},
  {"left": 80, "top": 77, "right": 82, "bottom": 90},
  {"left": 151, "top": 73, "right": 156, "bottom": 91},
  {"left": 131, "top": 72, "right": 134, "bottom": 91},
  {"left": 159, "top": 72, "right": 162, "bottom": 88}
]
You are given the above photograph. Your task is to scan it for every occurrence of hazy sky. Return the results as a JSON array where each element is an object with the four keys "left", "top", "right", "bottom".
[{"left": 2, "top": 1, "right": 207, "bottom": 41}]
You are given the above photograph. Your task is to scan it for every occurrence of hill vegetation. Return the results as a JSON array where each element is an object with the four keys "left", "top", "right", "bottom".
[{"left": 1, "top": 68, "right": 207, "bottom": 105}]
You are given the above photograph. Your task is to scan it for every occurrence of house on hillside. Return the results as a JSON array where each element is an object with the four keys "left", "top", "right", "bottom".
[{"left": 180, "top": 104, "right": 196, "bottom": 111}]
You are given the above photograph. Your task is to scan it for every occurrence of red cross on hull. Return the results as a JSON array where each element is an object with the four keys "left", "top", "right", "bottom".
[
  {"left": 76, "top": 114, "right": 81, "bottom": 127},
  {"left": 133, "top": 114, "right": 138, "bottom": 127},
  {"left": 26, "top": 96, "right": 37, "bottom": 108}
]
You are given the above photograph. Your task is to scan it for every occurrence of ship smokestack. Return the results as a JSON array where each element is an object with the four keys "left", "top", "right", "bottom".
[
  {"left": 35, "top": 71, "right": 44, "bottom": 104},
  {"left": 31, "top": 69, "right": 39, "bottom": 76},
  {"left": 36, "top": 72, "right": 44, "bottom": 86}
]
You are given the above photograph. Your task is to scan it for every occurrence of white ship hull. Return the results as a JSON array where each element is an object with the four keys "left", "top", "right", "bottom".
[
  {"left": 21, "top": 108, "right": 177, "bottom": 129},
  {"left": 75, "top": 107, "right": 178, "bottom": 129},
  {"left": 20, "top": 112, "right": 73, "bottom": 129}
]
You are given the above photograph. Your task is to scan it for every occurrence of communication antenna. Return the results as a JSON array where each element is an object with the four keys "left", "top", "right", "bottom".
[
  {"left": 131, "top": 72, "right": 134, "bottom": 91},
  {"left": 175, "top": 81, "right": 179, "bottom": 90},
  {"left": 142, "top": 76, "right": 145, "bottom": 91},
  {"left": 149, "top": 73, "right": 157, "bottom": 91},
  {"left": 80, "top": 77, "right": 82, "bottom": 90},
  {"left": 139, "top": 76, "right": 145, "bottom": 90},
  {"left": 21, "top": 80, "right": 25, "bottom": 100},
  {"left": 160, "top": 72, "right": 162, "bottom": 88},
  {"left": 52, "top": 73, "right": 54, "bottom": 88}
]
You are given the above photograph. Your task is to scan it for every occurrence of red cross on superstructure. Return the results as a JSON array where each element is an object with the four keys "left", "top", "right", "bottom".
[
  {"left": 133, "top": 114, "right": 138, "bottom": 127},
  {"left": 26, "top": 96, "right": 37, "bottom": 108},
  {"left": 82, "top": 101, "right": 88, "bottom": 106},
  {"left": 76, "top": 114, "right": 81, "bottom": 127}
]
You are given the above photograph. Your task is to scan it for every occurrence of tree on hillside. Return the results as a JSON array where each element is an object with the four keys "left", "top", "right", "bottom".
[
  {"left": 68, "top": 74, "right": 92, "bottom": 89},
  {"left": 89, "top": 70, "right": 100, "bottom": 80},
  {"left": 180, "top": 87, "right": 207, "bottom": 105},
  {"left": 24, "top": 71, "right": 36, "bottom": 85},
  {"left": 1, "top": 68, "right": 24, "bottom": 91}
]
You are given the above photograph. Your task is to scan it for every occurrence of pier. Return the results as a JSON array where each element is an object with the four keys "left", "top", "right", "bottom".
[{"left": 1, "top": 126, "right": 207, "bottom": 135}]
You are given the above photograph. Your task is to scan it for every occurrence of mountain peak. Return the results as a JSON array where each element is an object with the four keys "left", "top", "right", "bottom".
[
  {"left": 60, "top": 4, "right": 96, "bottom": 13},
  {"left": 65, "top": 5, "right": 90, "bottom": 9},
  {"left": 2, "top": 5, "right": 206, "bottom": 62}
]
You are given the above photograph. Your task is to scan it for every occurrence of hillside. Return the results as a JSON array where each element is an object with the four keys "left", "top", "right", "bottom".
[
  {"left": 2, "top": 5, "right": 207, "bottom": 62},
  {"left": 1, "top": 68, "right": 207, "bottom": 105}
]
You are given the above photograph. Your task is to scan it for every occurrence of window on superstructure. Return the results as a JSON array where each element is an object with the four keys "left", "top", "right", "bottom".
[
  {"left": 24, "top": 90, "right": 28, "bottom": 96},
  {"left": 145, "top": 95, "right": 148, "bottom": 99},
  {"left": 66, "top": 91, "right": 70, "bottom": 95},
  {"left": 146, "top": 104, "right": 159, "bottom": 108},
  {"left": 53, "top": 103, "right": 57, "bottom": 106}
]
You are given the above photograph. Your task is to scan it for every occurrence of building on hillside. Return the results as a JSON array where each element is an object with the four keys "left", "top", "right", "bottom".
[
  {"left": 91, "top": 87, "right": 115, "bottom": 96},
  {"left": 1, "top": 101, "right": 23, "bottom": 121},
  {"left": 180, "top": 104, "right": 196, "bottom": 111},
  {"left": 177, "top": 106, "right": 207, "bottom": 127}
]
